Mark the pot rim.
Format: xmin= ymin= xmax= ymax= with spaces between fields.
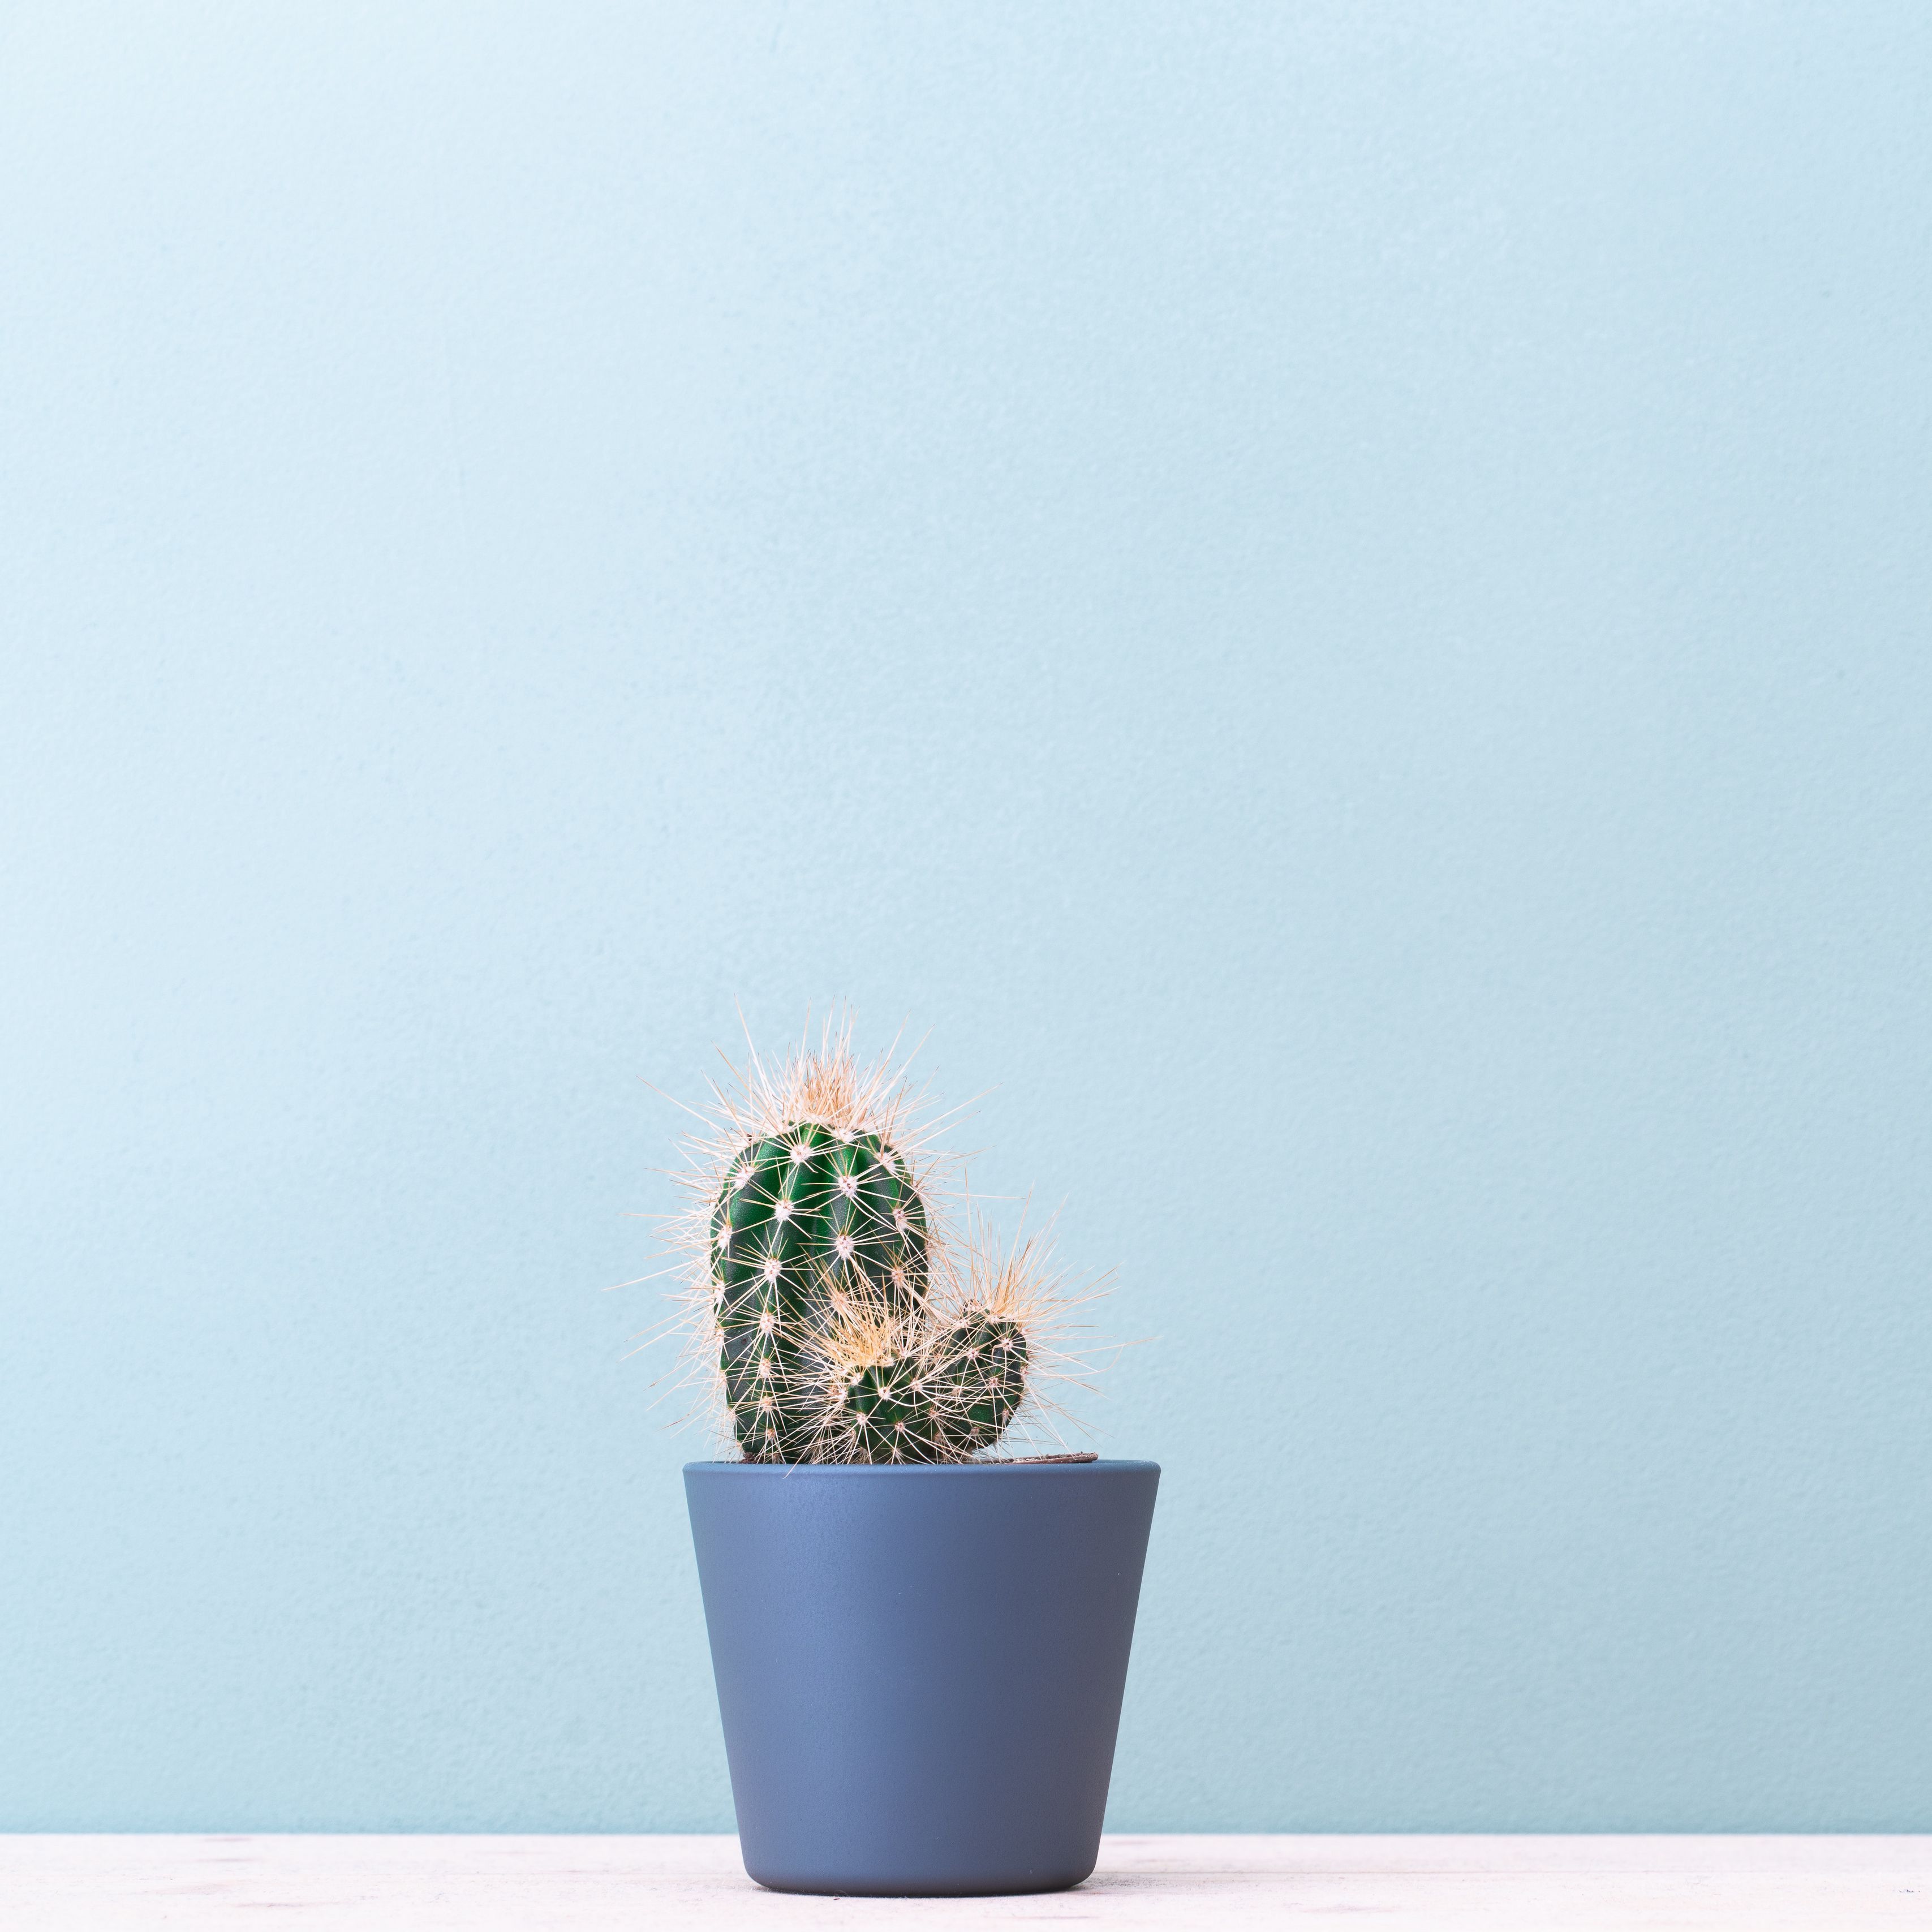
xmin=684 ymin=1457 xmax=1159 ymax=1475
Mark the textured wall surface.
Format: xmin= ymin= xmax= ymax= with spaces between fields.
xmin=3 ymin=1 xmax=1929 ymax=1832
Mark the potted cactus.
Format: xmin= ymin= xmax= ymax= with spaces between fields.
xmin=662 ymin=1022 xmax=1159 ymax=1897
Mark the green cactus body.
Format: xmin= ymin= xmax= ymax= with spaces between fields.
xmin=840 ymin=1311 xmax=1029 ymax=1462
xmin=712 ymin=1122 xmax=929 ymax=1460
xmin=924 ymin=1310 xmax=1029 ymax=1456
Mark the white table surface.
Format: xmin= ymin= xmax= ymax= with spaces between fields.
xmin=4 ymin=1833 xmax=1927 ymax=1929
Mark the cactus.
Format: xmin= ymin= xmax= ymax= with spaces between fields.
xmin=712 ymin=1122 xmax=930 ymax=1460
xmin=669 ymin=1019 xmax=1073 ymax=1464
xmin=845 ymin=1310 xmax=1030 ymax=1461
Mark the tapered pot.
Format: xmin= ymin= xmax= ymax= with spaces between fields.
xmin=684 ymin=1458 xmax=1160 ymax=1897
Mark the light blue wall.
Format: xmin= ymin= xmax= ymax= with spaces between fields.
xmin=3 ymin=1 xmax=1929 ymax=1832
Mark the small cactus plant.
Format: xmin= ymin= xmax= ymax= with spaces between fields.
xmin=661 ymin=1018 xmax=1082 ymax=1464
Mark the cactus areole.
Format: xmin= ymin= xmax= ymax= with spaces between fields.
xmin=712 ymin=1122 xmax=1027 ymax=1463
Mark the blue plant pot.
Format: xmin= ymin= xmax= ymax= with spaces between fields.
xmin=684 ymin=1458 xmax=1160 ymax=1897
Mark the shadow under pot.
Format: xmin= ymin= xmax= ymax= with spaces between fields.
xmin=683 ymin=1457 xmax=1160 ymax=1898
